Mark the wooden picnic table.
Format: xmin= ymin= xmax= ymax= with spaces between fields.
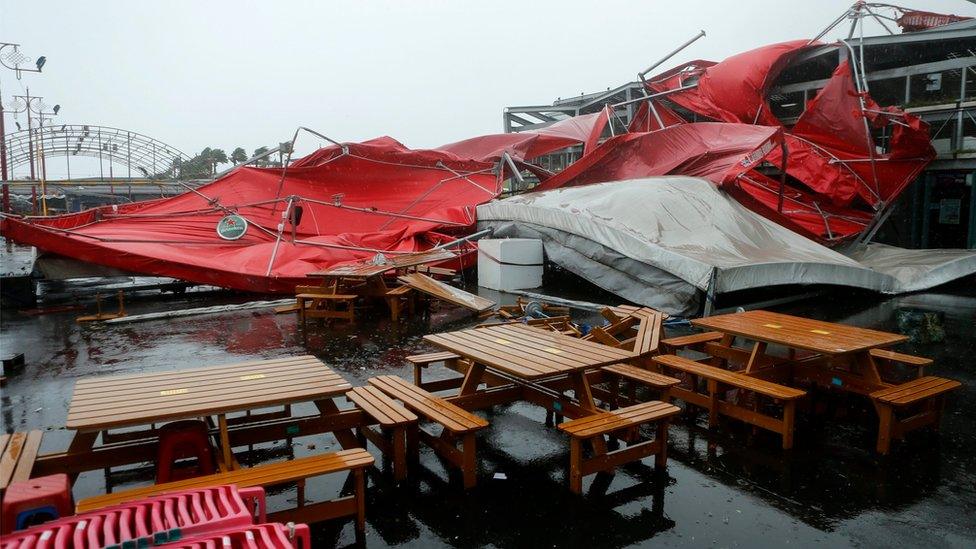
xmin=424 ymin=323 xmax=634 ymax=412
xmin=691 ymin=310 xmax=908 ymax=394
xmin=65 ymin=355 xmax=353 ymax=470
xmin=306 ymin=250 xmax=457 ymax=281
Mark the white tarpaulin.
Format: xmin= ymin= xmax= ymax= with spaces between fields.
xmin=477 ymin=177 xmax=976 ymax=315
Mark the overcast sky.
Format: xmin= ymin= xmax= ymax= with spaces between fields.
xmin=2 ymin=0 xmax=975 ymax=176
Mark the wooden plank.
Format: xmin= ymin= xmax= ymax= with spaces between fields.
xmin=307 ymin=250 xmax=457 ymax=279
xmin=67 ymin=356 xmax=351 ymax=431
xmin=603 ymin=363 xmax=680 ymax=388
xmin=559 ymin=401 xmax=679 ymax=438
xmin=397 ymin=273 xmax=495 ymax=312
xmin=653 ymin=354 xmax=806 ymax=400
xmin=869 ymin=349 xmax=933 ymax=366
xmin=692 ymin=310 xmax=906 ymax=355
xmin=490 ymin=325 xmax=628 ymax=364
xmin=11 ymin=430 xmax=42 ymax=484
xmin=369 ymin=376 xmax=488 ymax=433
xmin=347 ymin=386 xmax=417 ymax=427
xmin=0 ymin=432 xmax=26 ymax=489
xmin=76 ymin=449 xmax=374 ymax=513
xmin=871 ymin=376 xmax=961 ymax=405
xmin=406 ymin=351 xmax=460 ymax=365
xmin=423 ymin=324 xmax=632 ymax=381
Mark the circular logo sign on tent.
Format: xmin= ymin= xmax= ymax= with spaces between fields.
xmin=216 ymin=214 xmax=248 ymax=241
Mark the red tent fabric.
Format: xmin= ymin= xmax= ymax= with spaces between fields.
xmin=535 ymin=123 xmax=782 ymax=191
xmin=649 ymin=41 xmax=813 ymax=126
xmin=436 ymin=111 xmax=610 ymax=161
xmin=1 ymin=116 xmax=609 ymax=293
xmin=636 ymin=40 xmax=934 ymax=244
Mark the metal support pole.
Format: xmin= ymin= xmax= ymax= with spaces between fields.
xmin=0 ymin=80 xmax=7 ymax=181
xmin=637 ymin=30 xmax=706 ymax=80
xmin=778 ymin=140 xmax=788 ymax=213
xmin=26 ymin=89 xmax=35 ymax=179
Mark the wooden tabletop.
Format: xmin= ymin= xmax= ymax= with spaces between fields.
xmin=424 ymin=323 xmax=635 ymax=381
xmin=66 ymin=355 xmax=352 ymax=432
xmin=692 ymin=310 xmax=907 ymax=355
xmin=307 ymin=250 xmax=457 ymax=279
xmin=397 ymin=273 xmax=495 ymax=312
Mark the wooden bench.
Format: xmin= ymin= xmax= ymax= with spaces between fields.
xmin=869 ymin=348 xmax=933 ymax=379
xmin=76 ymin=449 xmax=374 ymax=537
xmin=384 ymin=285 xmax=415 ymax=322
xmin=870 ymin=376 xmax=961 ymax=455
xmin=368 ymin=375 xmax=488 ymax=489
xmin=630 ymin=309 xmax=665 ymax=356
xmin=601 ymin=363 xmax=681 ymax=407
xmin=652 ymin=354 xmax=806 ymax=449
xmin=407 ymin=351 xmax=461 ymax=390
xmin=297 ymin=293 xmax=358 ymax=324
xmin=346 ymin=386 xmax=418 ymax=481
xmin=558 ymin=401 xmax=680 ymax=494
xmin=0 ymin=430 xmax=43 ymax=494
xmin=660 ymin=331 xmax=725 ymax=354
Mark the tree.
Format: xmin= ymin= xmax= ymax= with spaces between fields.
xmin=209 ymin=148 xmax=228 ymax=176
xmin=253 ymin=146 xmax=270 ymax=167
xmin=230 ymin=147 xmax=248 ymax=165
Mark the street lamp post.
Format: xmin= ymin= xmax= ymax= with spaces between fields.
xmin=0 ymin=42 xmax=47 ymax=182
xmin=9 ymin=90 xmax=52 ymax=180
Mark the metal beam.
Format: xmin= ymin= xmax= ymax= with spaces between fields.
xmin=773 ymin=56 xmax=976 ymax=95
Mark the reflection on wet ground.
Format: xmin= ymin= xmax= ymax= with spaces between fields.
xmin=1 ymin=269 xmax=974 ymax=548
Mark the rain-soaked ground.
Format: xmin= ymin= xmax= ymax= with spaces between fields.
xmin=1 ymin=250 xmax=975 ymax=547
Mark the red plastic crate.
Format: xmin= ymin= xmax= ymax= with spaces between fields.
xmin=0 ymin=485 xmax=265 ymax=548
xmin=160 ymin=523 xmax=311 ymax=549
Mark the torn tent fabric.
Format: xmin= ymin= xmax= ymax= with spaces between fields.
xmin=639 ymin=41 xmax=934 ymax=244
xmin=534 ymin=123 xmax=783 ymax=192
xmin=0 ymin=116 xmax=608 ymax=293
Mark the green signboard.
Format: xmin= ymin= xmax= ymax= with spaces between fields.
xmin=216 ymin=214 xmax=248 ymax=241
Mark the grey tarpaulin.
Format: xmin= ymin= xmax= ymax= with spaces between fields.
xmin=477 ymin=177 xmax=976 ymax=316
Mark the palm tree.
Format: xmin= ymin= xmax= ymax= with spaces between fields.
xmin=230 ymin=147 xmax=248 ymax=165
xmin=209 ymin=148 xmax=228 ymax=176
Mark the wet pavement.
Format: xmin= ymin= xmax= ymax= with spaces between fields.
xmin=1 ymin=258 xmax=974 ymax=548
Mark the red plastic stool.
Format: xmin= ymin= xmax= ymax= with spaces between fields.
xmin=1 ymin=473 xmax=73 ymax=534
xmin=155 ymin=419 xmax=217 ymax=483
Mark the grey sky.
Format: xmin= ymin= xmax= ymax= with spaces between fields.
xmin=2 ymin=0 xmax=975 ymax=175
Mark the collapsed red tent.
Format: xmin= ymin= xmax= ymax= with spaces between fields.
xmin=634 ymin=41 xmax=935 ymax=244
xmin=534 ymin=123 xmax=783 ymax=192
xmin=0 ymin=114 xmax=608 ymax=293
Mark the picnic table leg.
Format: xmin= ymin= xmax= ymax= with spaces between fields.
xmin=569 ymin=371 xmax=598 ymax=412
xmin=461 ymin=433 xmax=477 ymax=489
xmin=569 ymin=371 xmax=608 ymax=455
xmin=216 ymin=414 xmax=236 ymax=471
xmin=354 ymin=467 xmax=367 ymax=542
xmin=458 ymin=362 xmax=486 ymax=396
xmin=855 ymin=352 xmax=884 ymax=388
xmin=655 ymin=419 xmax=669 ymax=469
xmin=745 ymin=341 xmax=768 ymax=374
xmin=707 ymin=379 xmax=720 ymax=428
xmin=875 ymin=403 xmax=895 ymax=455
xmin=782 ymin=400 xmax=796 ymax=450
xmin=314 ymin=399 xmax=362 ymax=450
xmin=568 ymin=437 xmax=583 ymax=494
xmin=710 ymin=334 xmax=734 ymax=368
xmin=64 ymin=431 xmax=99 ymax=482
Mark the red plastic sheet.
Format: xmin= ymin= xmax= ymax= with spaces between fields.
xmin=639 ymin=41 xmax=934 ymax=243
xmin=649 ymin=41 xmax=812 ymax=126
xmin=1 ymin=116 xmax=607 ymax=293
xmin=535 ymin=123 xmax=782 ymax=191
